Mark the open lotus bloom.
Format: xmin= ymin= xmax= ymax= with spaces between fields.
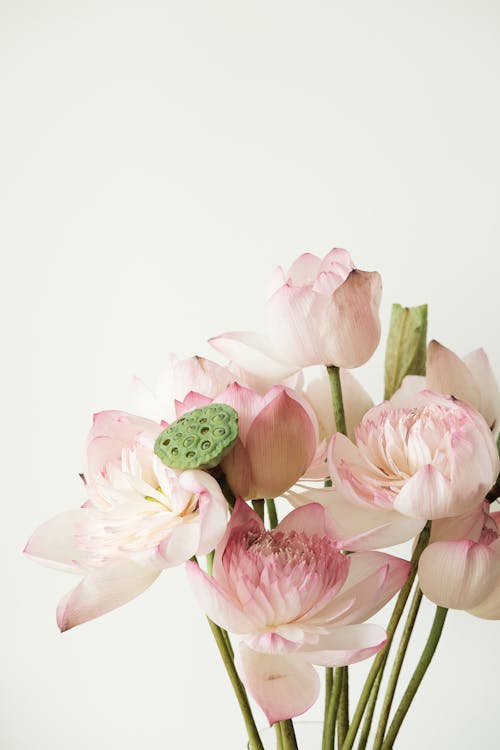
xmin=321 ymin=391 xmax=500 ymax=551
xmin=24 ymin=411 xmax=228 ymax=631
xmin=419 ymin=503 xmax=500 ymax=618
xmin=210 ymin=248 xmax=382 ymax=379
xmin=186 ymin=499 xmax=410 ymax=724
xmin=392 ymin=341 xmax=500 ymax=435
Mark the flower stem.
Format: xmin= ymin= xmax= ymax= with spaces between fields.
xmin=206 ymin=617 xmax=264 ymax=750
xmin=373 ymin=585 xmax=423 ymax=749
xmin=280 ymin=720 xmax=299 ymax=750
xmin=325 ymin=667 xmax=333 ymax=719
xmin=252 ymin=499 xmax=265 ymax=522
xmin=326 ymin=365 xmax=347 ymax=435
xmin=325 ymin=364 xmax=349 ymax=747
xmin=322 ymin=666 xmax=344 ymax=749
xmin=274 ymin=722 xmax=284 ymax=750
xmin=381 ymin=606 xmax=448 ymax=750
xmin=266 ymin=498 xmax=279 ymax=529
xmin=337 ymin=666 xmax=349 ymax=746
xmin=356 ymin=665 xmax=385 ymax=749
xmin=340 ymin=522 xmax=431 ymax=750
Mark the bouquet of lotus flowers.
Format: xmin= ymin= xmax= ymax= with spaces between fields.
xmin=25 ymin=249 xmax=500 ymax=749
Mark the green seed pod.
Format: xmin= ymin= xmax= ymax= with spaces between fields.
xmin=154 ymin=403 xmax=239 ymax=470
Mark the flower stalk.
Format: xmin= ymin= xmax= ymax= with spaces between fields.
xmin=340 ymin=522 xmax=431 ymax=750
xmin=380 ymin=606 xmax=448 ymax=750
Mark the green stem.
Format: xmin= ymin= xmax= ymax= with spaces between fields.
xmin=252 ymin=499 xmax=265 ymax=523
xmin=381 ymin=607 xmax=448 ymax=750
xmin=325 ymin=667 xmax=333 ymax=718
xmin=322 ymin=667 xmax=344 ymax=749
xmin=326 ymin=365 xmax=347 ymax=435
xmin=357 ymin=665 xmax=386 ymax=750
xmin=207 ymin=617 xmax=264 ymax=750
xmin=340 ymin=522 xmax=431 ymax=750
xmin=280 ymin=720 xmax=299 ymax=750
xmin=266 ymin=498 xmax=279 ymax=529
xmin=373 ymin=585 xmax=423 ymax=749
xmin=337 ymin=666 xmax=349 ymax=747
xmin=274 ymin=722 xmax=284 ymax=750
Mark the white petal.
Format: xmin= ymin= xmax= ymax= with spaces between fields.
xmin=236 ymin=642 xmax=320 ymax=724
xmin=57 ymin=559 xmax=160 ymax=631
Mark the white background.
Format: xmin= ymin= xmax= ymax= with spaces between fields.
xmin=3 ymin=1 xmax=500 ymax=748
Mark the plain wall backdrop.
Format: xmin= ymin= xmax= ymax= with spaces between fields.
xmin=4 ymin=1 xmax=500 ymax=748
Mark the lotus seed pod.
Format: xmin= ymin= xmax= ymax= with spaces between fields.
xmin=154 ymin=404 xmax=239 ymax=470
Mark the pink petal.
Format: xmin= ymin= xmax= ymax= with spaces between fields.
xmin=390 ymin=375 xmax=426 ymax=408
xmin=212 ymin=498 xmax=263 ymax=586
xmin=236 ymin=642 xmax=320 ymax=724
xmin=392 ymin=464 xmax=454 ymax=519
xmin=244 ymin=389 xmax=317 ymax=498
xmin=88 ymin=410 xmax=160 ymax=445
xmin=325 ymin=551 xmax=411 ymax=625
xmin=24 ymin=510 xmax=85 ymax=574
xmin=427 ymin=340 xmax=480 ymax=410
xmin=318 ymin=270 xmax=382 ymax=369
xmin=463 ymin=348 xmax=500 ymax=430
xmin=215 ymin=382 xmax=263 ymax=444
xmin=179 ymin=470 xmax=228 ymax=555
xmin=175 ymin=391 xmax=212 ymax=417
xmin=267 ymin=283 xmax=328 ymax=366
xmin=158 ymin=522 xmax=201 ymax=566
xmin=286 ymin=252 xmax=322 ymax=285
xmin=430 ymin=504 xmax=486 ymax=543
xmin=276 ymin=502 xmax=335 ymax=540
xmin=57 ymin=559 xmax=160 ymax=631
xmin=185 ymin=560 xmax=256 ymax=633
xmin=468 ymin=577 xmax=500 ymax=619
xmin=287 ymin=485 xmax=425 ymax=550
xmin=327 ymin=433 xmax=378 ymax=509
xmin=298 ymin=623 xmax=386 ymax=667
xmin=418 ymin=540 xmax=500 ymax=610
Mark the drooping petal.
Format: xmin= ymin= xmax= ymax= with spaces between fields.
xmin=418 ymin=540 xmax=500 ymax=610
xmin=185 ymin=560 xmax=256 ymax=633
xmin=236 ymin=642 xmax=320 ymax=724
xmin=298 ymin=623 xmax=386 ymax=666
xmin=56 ymin=559 xmax=160 ymax=631
xmin=23 ymin=510 xmax=86 ymax=574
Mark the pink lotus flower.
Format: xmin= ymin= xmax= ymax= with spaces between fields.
xmin=210 ymin=248 xmax=382 ymax=378
xmin=392 ymin=341 xmax=500 ymax=434
xmin=24 ymin=411 xmax=228 ymax=630
xmin=419 ymin=503 xmax=500 ymax=618
xmin=132 ymin=353 xmax=234 ymax=422
xmin=322 ymin=392 xmax=500 ymax=550
xmin=173 ymin=382 xmax=320 ymax=500
xmin=186 ymin=499 xmax=410 ymax=723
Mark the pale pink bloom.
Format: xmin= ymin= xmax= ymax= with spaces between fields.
xmin=419 ymin=504 xmax=500 ymax=618
xmin=322 ymin=392 xmax=499 ymax=550
xmin=132 ymin=353 xmax=234 ymax=422
xmin=186 ymin=499 xmax=410 ymax=723
xmin=24 ymin=411 xmax=228 ymax=630
xmin=210 ymin=248 xmax=382 ymax=378
xmin=214 ymin=383 xmax=319 ymax=500
xmin=392 ymin=341 xmax=500 ymax=434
